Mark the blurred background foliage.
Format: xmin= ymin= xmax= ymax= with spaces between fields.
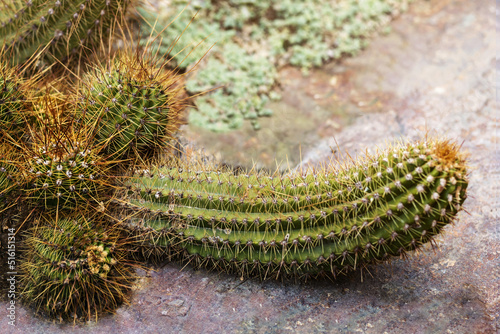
xmin=139 ymin=0 xmax=412 ymax=132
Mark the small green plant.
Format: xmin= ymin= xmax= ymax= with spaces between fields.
xmin=139 ymin=6 xmax=278 ymax=132
xmin=138 ymin=0 xmax=412 ymax=132
xmin=186 ymin=42 xmax=277 ymax=132
xmin=121 ymin=138 xmax=468 ymax=280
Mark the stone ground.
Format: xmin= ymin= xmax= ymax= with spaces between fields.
xmin=1 ymin=0 xmax=498 ymax=333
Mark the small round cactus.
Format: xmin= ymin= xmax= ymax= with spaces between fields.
xmin=20 ymin=215 xmax=134 ymax=321
xmin=22 ymin=121 xmax=110 ymax=208
xmin=76 ymin=51 xmax=185 ymax=160
xmin=0 ymin=143 xmax=22 ymax=209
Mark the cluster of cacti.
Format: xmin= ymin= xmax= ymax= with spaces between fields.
xmin=20 ymin=215 xmax=134 ymax=321
xmin=118 ymin=139 xmax=468 ymax=279
xmin=0 ymin=0 xmax=141 ymax=321
xmin=0 ymin=0 xmax=470 ymax=324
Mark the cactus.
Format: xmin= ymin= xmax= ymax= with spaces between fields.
xmin=0 ymin=55 xmax=30 ymax=136
xmin=76 ymin=51 xmax=185 ymax=160
xmin=0 ymin=143 xmax=22 ymax=209
xmin=19 ymin=214 xmax=134 ymax=321
xmin=24 ymin=141 xmax=108 ymax=208
xmin=0 ymin=0 xmax=130 ymax=65
xmin=0 ymin=54 xmax=31 ymax=207
xmin=119 ymin=138 xmax=468 ymax=280
xmin=21 ymin=119 xmax=111 ymax=208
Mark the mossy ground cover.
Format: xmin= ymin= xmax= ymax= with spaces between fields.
xmin=139 ymin=0 xmax=413 ymax=132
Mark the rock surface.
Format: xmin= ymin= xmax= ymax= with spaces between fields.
xmin=1 ymin=0 xmax=498 ymax=332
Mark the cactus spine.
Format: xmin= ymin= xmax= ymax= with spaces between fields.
xmin=121 ymin=139 xmax=468 ymax=279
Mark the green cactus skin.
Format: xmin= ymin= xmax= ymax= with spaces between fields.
xmin=119 ymin=139 xmax=468 ymax=280
xmin=0 ymin=143 xmax=22 ymax=209
xmin=0 ymin=57 xmax=29 ymax=135
xmin=76 ymin=52 xmax=185 ymax=160
xmin=0 ymin=161 xmax=15 ymax=206
xmin=20 ymin=215 xmax=134 ymax=321
xmin=0 ymin=0 xmax=130 ymax=65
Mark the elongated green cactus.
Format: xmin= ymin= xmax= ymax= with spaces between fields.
xmin=0 ymin=0 xmax=130 ymax=65
xmin=76 ymin=51 xmax=185 ymax=160
xmin=120 ymin=139 xmax=468 ymax=280
xmin=20 ymin=214 xmax=134 ymax=321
